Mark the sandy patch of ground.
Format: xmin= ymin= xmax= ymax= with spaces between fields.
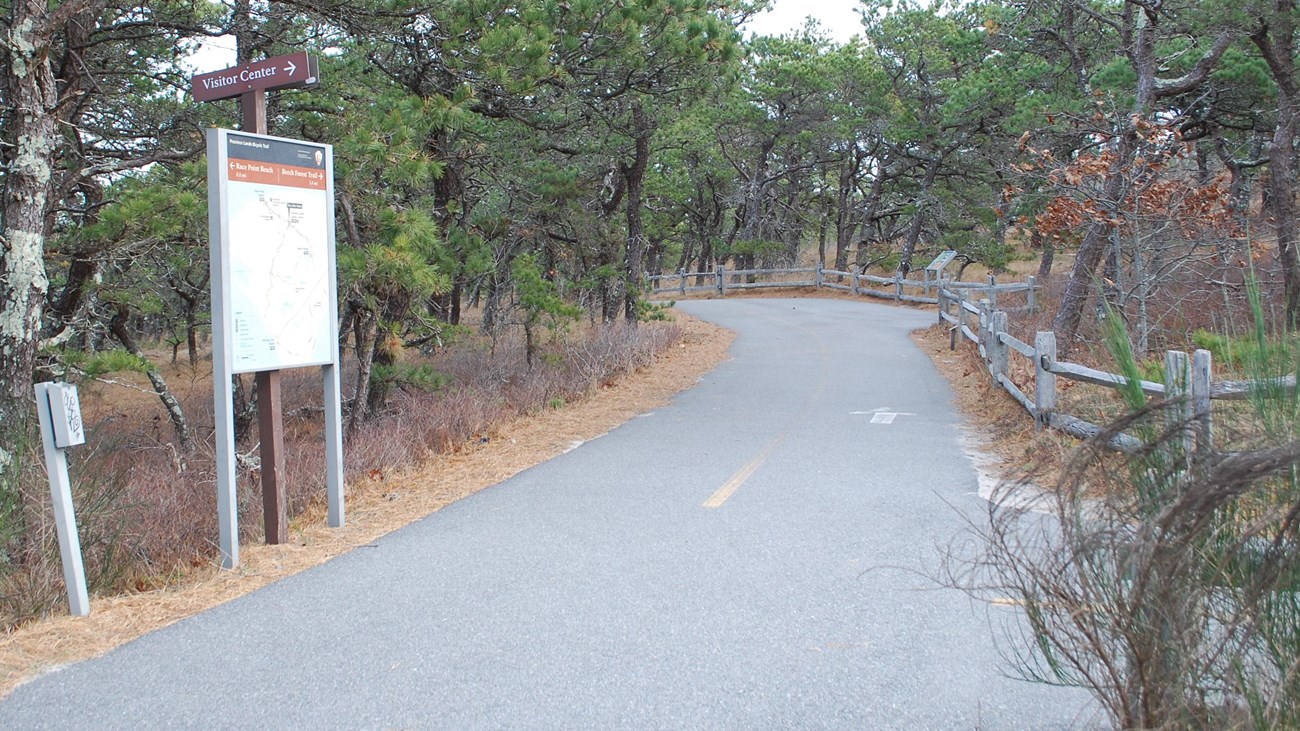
xmin=0 ymin=312 xmax=734 ymax=697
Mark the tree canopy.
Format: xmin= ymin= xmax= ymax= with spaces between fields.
xmin=1 ymin=0 xmax=1293 ymax=478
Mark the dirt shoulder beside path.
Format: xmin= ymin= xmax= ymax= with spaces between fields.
xmin=0 ymin=313 xmax=734 ymax=698
xmin=910 ymin=319 xmax=1072 ymax=495
xmin=2 ymin=297 xmax=1060 ymax=699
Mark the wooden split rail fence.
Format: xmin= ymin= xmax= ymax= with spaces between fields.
xmin=647 ymin=263 xmax=1038 ymax=308
xmin=939 ymin=287 xmax=1282 ymax=455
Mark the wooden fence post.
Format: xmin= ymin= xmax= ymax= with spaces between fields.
xmin=1026 ymin=275 xmax=1036 ymax=313
xmin=951 ymin=289 xmax=967 ymax=351
xmin=990 ymin=310 xmax=1009 ymax=385
xmin=1192 ymin=349 xmax=1212 ymax=454
xmin=716 ymin=265 xmax=725 ymax=296
xmin=894 ymin=270 xmax=903 ymax=301
xmin=1034 ymin=331 xmax=1056 ymax=430
xmin=1165 ymin=350 xmax=1193 ymax=461
xmin=987 ymin=275 xmax=997 ymax=308
xmin=938 ymin=288 xmax=947 ymax=324
xmin=852 ymin=272 xmax=861 ymax=296
xmin=977 ymin=299 xmax=992 ymax=364
xmin=815 ymin=261 xmax=824 ymax=288
xmin=678 ymin=268 xmax=686 ymax=295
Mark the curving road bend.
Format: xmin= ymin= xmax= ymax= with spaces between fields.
xmin=0 ymin=298 xmax=1096 ymax=729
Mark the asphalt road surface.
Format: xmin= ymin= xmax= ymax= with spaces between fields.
xmin=0 ymin=298 xmax=1097 ymax=729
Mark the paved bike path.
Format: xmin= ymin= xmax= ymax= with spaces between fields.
xmin=0 ymin=298 xmax=1095 ymax=729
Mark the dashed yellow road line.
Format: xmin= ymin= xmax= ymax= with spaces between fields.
xmin=702 ymin=435 xmax=786 ymax=508
xmin=701 ymin=306 xmax=831 ymax=509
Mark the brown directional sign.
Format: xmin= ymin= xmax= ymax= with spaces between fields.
xmin=192 ymin=51 xmax=318 ymax=103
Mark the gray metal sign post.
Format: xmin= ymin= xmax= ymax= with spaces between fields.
xmin=206 ymin=128 xmax=344 ymax=569
xmin=34 ymin=381 xmax=90 ymax=616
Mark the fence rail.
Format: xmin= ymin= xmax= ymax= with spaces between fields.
xmin=937 ymin=286 xmax=1235 ymax=455
xmin=647 ymin=263 xmax=1037 ymax=309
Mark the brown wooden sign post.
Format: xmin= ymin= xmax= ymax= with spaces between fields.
xmin=194 ymin=53 xmax=319 ymax=545
xmin=192 ymin=51 xmax=318 ymax=103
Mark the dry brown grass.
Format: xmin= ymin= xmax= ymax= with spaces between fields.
xmin=911 ymin=323 xmax=1076 ymax=490
xmin=0 ymin=312 xmax=733 ymax=698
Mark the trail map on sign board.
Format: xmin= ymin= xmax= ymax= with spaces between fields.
xmin=215 ymin=131 xmax=334 ymax=372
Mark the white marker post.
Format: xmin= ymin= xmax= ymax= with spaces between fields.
xmin=34 ymin=382 xmax=91 ymax=616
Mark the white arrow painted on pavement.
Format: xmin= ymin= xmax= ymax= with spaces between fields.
xmin=849 ymin=407 xmax=917 ymax=415
xmin=849 ymin=407 xmax=916 ymax=424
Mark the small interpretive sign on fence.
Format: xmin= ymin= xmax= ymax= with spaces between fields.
xmin=925 ymin=250 xmax=958 ymax=274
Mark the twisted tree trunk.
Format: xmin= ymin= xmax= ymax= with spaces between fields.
xmin=622 ymin=102 xmax=653 ymax=323
xmin=109 ymin=305 xmax=194 ymax=453
xmin=1050 ymin=5 xmax=1231 ymax=355
xmin=1253 ymin=7 xmax=1300 ymax=324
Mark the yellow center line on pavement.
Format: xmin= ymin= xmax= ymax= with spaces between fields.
xmin=700 ymin=307 xmax=832 ymax=509
xmin=701 ymin=434 xmax=786 ymax=508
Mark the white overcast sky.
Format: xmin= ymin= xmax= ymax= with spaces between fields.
xmin=190 ymin=2 xmax=868 ymax=75
xmin=742 ymin=0 xmax=865 ymax=43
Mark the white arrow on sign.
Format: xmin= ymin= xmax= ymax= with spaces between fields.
xmin=284 ymin=59 xmax=298 ymax=75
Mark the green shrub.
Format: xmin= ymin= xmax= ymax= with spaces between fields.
xmin=1191 ymin=328 xmax=1300 ymax=372
xmin=636 ymin=299 xmax=674 ymax=322
xmin=370 ymin=363 xmax=449 ymax=395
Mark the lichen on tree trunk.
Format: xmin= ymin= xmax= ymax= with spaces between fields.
xmin=621 ymin=102 xmax=653 ymax=324
xmin=0 ymin=0 xmax=107 ymax=491
xmin=1 ymin=1 xmax=63 ymax=489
